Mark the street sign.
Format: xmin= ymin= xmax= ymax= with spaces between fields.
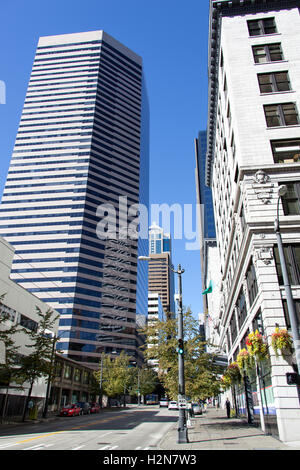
xmin=178 ymin=397 xmax=187 ymax=409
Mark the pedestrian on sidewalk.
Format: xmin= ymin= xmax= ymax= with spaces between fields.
xmin=225 ymin=398 xmax=231 ymax=418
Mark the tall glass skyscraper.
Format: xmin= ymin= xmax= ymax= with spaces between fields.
xmin=0 ymin=31 xmax=149 ymax=366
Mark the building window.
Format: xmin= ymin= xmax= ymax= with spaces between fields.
xmin=258 ymin=71 xmax=291 ymax=93
xmin=64 ymin=364 xmax=73 ymax=380
xmin=282 ymin=300 xmax=300 ymax=335
xmin=229 ymin=311 xmax=238 ymax=344
xmin=247 ymin=18 xmax=277 ymax=36
xmin=19 ymin=314 xmax=38 ymax=332
xmin=252 ymin=309 xmax=264 ymax=335
xmin=281 ymin=182 xmax=300 ymax=215
xmin=274 ymin=244 xmax=300 ymax=285
xmin=240 ymin=204 xmax=247 ymax=234
xmin=237 ymin=288 xmax=247 ymax=329
xmin=252 ymin=43 xmax=283 ymax=64
xmin=246 ymin=258 xmax=258 ymax=306
xmin=271 ymin=139 xmax=300 ymax=163
xmin=74 ymin=368 xmax=81 ymax=382
xmin=264 ymin=103 xmax=299 ymax=127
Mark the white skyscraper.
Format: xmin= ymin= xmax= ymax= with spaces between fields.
xmin=0 ymin=30 xmax=149 ymax=367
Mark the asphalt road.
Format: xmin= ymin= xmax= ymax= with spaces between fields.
xmin=0 ymin=405 xmax=178 ymax=451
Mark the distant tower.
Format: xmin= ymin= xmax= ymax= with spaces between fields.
xmin=148 ymin=223 xmax=175 ymax=317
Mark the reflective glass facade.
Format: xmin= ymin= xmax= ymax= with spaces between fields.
xmin=195 ymin=130 xmax=216 ymax=240
xmin=0 ymin=31 xmax=149 ymax=366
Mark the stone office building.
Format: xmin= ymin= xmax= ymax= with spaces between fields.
xmin=206 ymin=0 xmax=300 ymax=444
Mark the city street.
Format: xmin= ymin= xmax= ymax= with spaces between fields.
xmin=0 ymin=405 xmax=177 ymax=451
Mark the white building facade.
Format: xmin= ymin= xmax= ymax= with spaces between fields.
xmin=206 ymin=0 xmax=300 ymax=444
xmin=0 ymin=236 xmax=59 ymax=414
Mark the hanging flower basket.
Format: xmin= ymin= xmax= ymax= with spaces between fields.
xmin=237 ymin=348 xmax=254 ymax=373
xmin=224 ymin=361 xmax=241 ymax=385
xmin=220 ymin=374 xmax=231 ymax=390
xmin=246 ymin=330 xmax=269 ymax=361
xmin=271 ymin=327 xmax=293 ymax=357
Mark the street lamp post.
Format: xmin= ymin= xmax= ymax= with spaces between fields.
xmin=172 ymin=263 xmax=189 ymax=444
xmin=274 ymin=185 xmax=300 ymax=375
xmin=138 ymin=256 xmax=188 ymax=443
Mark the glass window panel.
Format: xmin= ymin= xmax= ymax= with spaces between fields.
xmin=263 ymin=18 xmax=277 ymax=34
xmin=248 ymin=20 xmax=261 ymax=36
xmin=253 ymin=46 xmax=267 ymax=63
xmin=258 ymin=74 xmax=273 ymax=93
xmin=271 ymin=139 xmax=300 ymax=163
xmin=264 ymin=105 xmax=281 ymax=127
xmin=275 ymin=72 xmax=290 ymax=92
xmin=269 ymin=44 xmax=283 ymax=61
xmin=282 ymin=103 xmax=299 ymax=125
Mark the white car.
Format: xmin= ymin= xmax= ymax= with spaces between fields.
xmin=159 ymin=398 xmax=169 ymax=408
xmin=168 ymin=401 xmax=178 ymax=410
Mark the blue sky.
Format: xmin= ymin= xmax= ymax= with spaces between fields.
xmin=0 ymin=0 xmax=210 ymax=317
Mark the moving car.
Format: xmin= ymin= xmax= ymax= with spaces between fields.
xmin=59 ymin=404 xmax=81 ymax=417
xmin=90 ymin=402 xmax=101 ymax=413
xmin=159 ymin=398 xmax=169 ymax=408
xmin=168 ymin=401 xmax=178 ymax=410
xmin=76 ymin=402 xmax=91 ymax=415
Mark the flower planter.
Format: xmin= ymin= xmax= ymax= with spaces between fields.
xmin=237 ymin=348 xmax=254 ymax=373
xmin=271 ymin=327 xmax=293 ymax=358
xmin=246 ymin=330 xmax=269 ymax=362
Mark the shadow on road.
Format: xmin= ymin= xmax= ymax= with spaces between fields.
xmin=0 ymin=407 xmax=178 ymax=438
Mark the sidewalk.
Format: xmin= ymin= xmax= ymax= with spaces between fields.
xmin=159 ymin=407 xmax=300 ymax=450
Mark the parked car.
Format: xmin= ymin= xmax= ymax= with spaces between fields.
xmin=168 ymin=401 xmax=178 ymax=410
xmin=90 ymin=402 xmax=101 ymax=413
xmin=76 ymin=402 xmax=91 ymax=415
xmin=59 ymin=404 xmax=81 ymax=417
xmin=159 ymin=398 xmax=169 ymax=408
xmin=191 ymin=402 xmax=203 ymax=415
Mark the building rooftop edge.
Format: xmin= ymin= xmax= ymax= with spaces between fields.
xmin=205 ymin=0 xmax=300 ymax=187
xmin=38 ymin=30 xmax=142 ymax=65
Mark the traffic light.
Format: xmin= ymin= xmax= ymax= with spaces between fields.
xmin=178 ymin=339 xmax=184 ymax=355
xmin=286 ymin=372 xmax=300 ymax=385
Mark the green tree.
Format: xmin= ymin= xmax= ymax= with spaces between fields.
xmin=0 ymin=293 xmax=22 ymax=386
xmin=94 ymin=351 xmax=134 ymax=405
xmin=16 ymin=306 xmax=59 ymax=421
xmin=141 ymin=308 xmax=223 ymax=401
xmin=129 ymin=367 xmax=158 ymax=399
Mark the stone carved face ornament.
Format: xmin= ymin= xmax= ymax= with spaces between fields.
xmin=252 ymin=170 xmax=273 ymax=204
xmin=254 ymin=170 xmax=270 ymax=184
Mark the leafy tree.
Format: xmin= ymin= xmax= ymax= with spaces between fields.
xmin=94 ymin=351 xmax=134 ymax=405
xmin=16 ymin=306 xmax=59 ymax=421
xmin=0 ymin=293 xmax=22 ymax=386
xmin=140 ymin=308 xmax=223 ymax=401
xmin=129 ymin=367 xmax=158 ymax=399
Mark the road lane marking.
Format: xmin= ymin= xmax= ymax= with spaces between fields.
xmin=15 ymin=430 xmax=65 ymax=445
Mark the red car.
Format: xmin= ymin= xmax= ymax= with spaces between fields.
xmin=59 ymin=404 xmax=81 ymax=417
xmin=90 ymin=402 xmax=101 ymax=413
